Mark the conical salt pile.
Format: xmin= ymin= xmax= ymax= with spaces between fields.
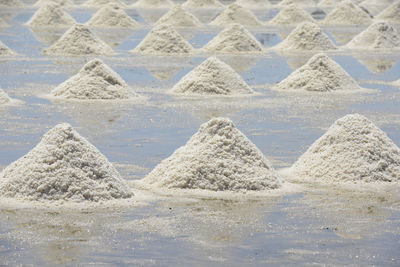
xmin=51 ymin=59 xmax=138 ymax=100
xmin=236 ymin=0 xmax=271 ymax=8
xmin=0 ymin=0 xmax=24 ymax=7
xmin=34 ymin=0 xmax=74 ymax=7
xmin=0 ymin=88 xmax=11 ymax=104
xmin=83 ymin=0 xmax=127 ymax=8
xmin=318 ymin=0 xmax=343 ymax=7
xmin=0 ymin=123 xmax=134 ymax=202
xmin=182 ymin=0 xmax=223 ymax=8
xmin=322 ymin=0 xmax=372 ymax=25
xmin=43 ymin=24 xmax=114 ymax=55
xmin=209 ymin=3 xmax=264 ymax=27
xmin=142 ymin=117 xmax=282 ymax=191
xmin=26 ymin=3 xmax=76 ymax=28
xmin=87 ymin=4 xmax=141 ymax=28
xmin=132 ymin=24 xmax=193 ymax=55
xmin=275 ymin=22 xmax=337 ymax=51
xmin=203 ymin=23 xmax=264 ymax=53
xmin=346 ymin=21 xmax=400 ymax=50
xmin=154 ymin=5 xmax=203 ymax=28
xmin=171 ymin=57 xmax=254 ymax=95
xmin=0 ymin=41 xmax=15 ymax=56
xmin=290 ymin=114 xmax=400 ymax=183
xmin=376 ymin=1 xmax=400 ymax=24
xmin=275 ymin=53 xmax=361 ymax=92
xmin=132 ymin=0 xmax=174 ymax=8
xmin=278 ymin=0 xmax=315 ymax=7
xmin=269 ymin=4 xmax=316 ymax=25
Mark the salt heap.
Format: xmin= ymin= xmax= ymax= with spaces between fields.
xmin=322 ymin=0 xmax=372 ymax=25
xmin=132 ymin=0 xmax=174 ymax=8
xmin=154 ymin=5 xmax=203 ymax=28
xmin=43 ymin=24 xmax=114 ymax=56
xmin=83 ymin=0 xmax=127 ymax=8
xmin=269 ymin=4 xmax=316 ymax=25
xmin=0 ymin=88 xmax=11 ymax=104
xmin=87 ymin=4 xmax=141 ymax=28
xmin=318 ymin=0 xmax=343 ymax=7
xmin=0 ymin=123 xmax=134 ymax=202
xmin=142 ymin=117 xmax=282 ymax=191
xmin=171 ymin=57 xmax=253 ymax=95
xmin=0 ymin=41 xmax=15 ymax=56
xmin=346 ymin=21 xmax=400 ymax=50
xmin=376 ymin=1 xmax=400 ymax=24
xmin=275 ymin=22 xmax=337 ymax=51
xmin=209 ymin=3 xmax=264 ymax=27
xmin=203 ymin=24 xmax=264 ymax=53
xmin=393 ymin=79 xmax=400 ymax=87
xmin=182 ymin=0 xmax=223 ymax=8
xmin=132 ymin=24 xmax=193 ymax=55
xmin=278 ymin=0 xmax=315 ymax=7
xmin=360 ymin=0 xmax=394 ymax=16
xmin=290 ymin=114 xmax=400 ymax=183
xmin=34 ymin=0 xmax=74 ymax=7
xmin=0 ymin=0 xmax=24 ymax=7
xmin=25 ymin=3 xmax=76 ymax=28
xmin=275 ymin=53 xmax=361 ymax=92
xmin=236 ymin=0 xmax=271 ymax=8
xmin=51 ymin=59 xmax=137 ymax=100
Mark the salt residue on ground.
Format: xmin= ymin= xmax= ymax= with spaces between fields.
xmin=209 ymin=3 xmax=264 ymax=27
xmin=132 ymin=0 xmax=174 ymax=8
xmin=154 ymin=5 xmax=203 ymax=28
xmin=0 ymin=41 xmax=15 ymax=56
xmin=83 ymin=0 xmax=127 ymax=8
xmin=321 ymin=0 xmax=373 ymax=25
xmin=87 ymin=3 xmax=141 ymax=28
xmin=269 ymin=4 xmax=316 ymax=25
xmin=34 ymin=0 xmax=74 ymax=7
xmin=182 ymin=0 xmax=223 ymax=8
xmin=26 ymin=3 xmax=76 ymax=28
xmin=376 ymin=1 xmax=400 ymax=24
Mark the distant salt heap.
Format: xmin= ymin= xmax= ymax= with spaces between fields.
xmin=275 ymin=53 xmax=361 ymax=92
xmin=376 ymin=1 xmax=400 ymax=24
xmin=203 ymin=24 xmax=264 ymax=53
xmin=142 ymin=117 xmax=282 ymax=191
xmin=209 ymin=3 xmax=264 ymax=27
xmin=278 ymin=0 xmax=315 ymax=7
xmin=269 ymin=4 xmax=316 ymax=25
xmin=154 ymin=5 xmax=203 ymax=28
xmin=171 ymin=57 xmax=253 ymax=95
xmin=0 ymin=0 xmax=24 ymax=7
xmin=236 ymin=0 xmax=271 ymax=8
xmin=132 ymin=0 xmax=174 ymax=8
xmin=26 ymin=4 xmax=76 ymax=28
xmin=0 ymin=88 xmax=11 ymax=104
xmin=290 ymin=114 xmax=400 ymax=183
xmin=346 ymin=21 xmax=400 ymax=50
xmin=322 ymin=0 xmax=372 ymax=25
xmin=0 ymin=123 xmax=133 ymax=202
xmin=87 ymin=4 xmax=141 ymax=28
xmin=43 ymin=24 xmax=114 ymax=55
xmin=0 ymin=41 xmax=15 ymax=56
xmin=132 ymin=24 xmax=193 ymax=55
xmin=34 ymin=0 xmax=74 ymax=7
xmin=84 ymin=0 xmax=127 ymax=8
xmin=182 ymin=0 xmax=223 ymax=8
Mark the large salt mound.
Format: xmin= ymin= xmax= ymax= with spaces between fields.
xmin=0 ymin=41 xmax=15 ymax=56
xmin=376 ymin=1 xmax=400 ymax=24
xmin=83 ymin=0 xmax=127 ymax=8
xmin=275 ymin=21 xmax=337 ymax=51
xmin=182 ymin=0 xmax=223 ymax=8
xmin=0 ymin=123 xmax=134 ymax=202
xmin=34 ymin=0 xmax=74 ymax=7
xmin=0 ymin=0 xmax=24 ymax=7
xmin=236 ymin=0 xmax=271 ymax=8
xmin=142 ymin=117 xmax=282 ymax=191
xmin=132 ymin=0 xmax=174 ymax=8
xmin=275 ymin=53 xmax=361 ymax=92
xmin=43 ymin=24 xmax=114 ymax=55
xmin=322 ymin=0 xmax=373 ymax=25
xmin=132 ymin=24 xmax=193 ymax=55
xmin=209 ymin=3 xmax=264 ymax=27
xmin=87 ymin=4 xmax=141 ymax=28
xmin=278 ymin=0 xmax=315 ymax=7
xmin=154 ymin=5 xmax=203 ymax=28
xmin=51 ymin=59 xmax=137 ymax=100
xmin=346 ymin=21 xmax=400 ymax=50
xmin=269 ymin=4 xmax=316 ymax=25
xmin=203 ymin=23 xmax=263 ymax=53
xmin=171 ymin=57 xmax=253 ymax=95
xmin=290 ymin=114 xmax=400 ymax=183
xmin=26 ymin=3 xmax=76 ymax=28
xmin=0 ymin=88 xmax=11 ymax=104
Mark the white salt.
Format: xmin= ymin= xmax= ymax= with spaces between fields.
xmin=0 ymin=0 xmax=24 ymax=7
xmin=0 ymin=18 xmax=8 ymax=28
xmin=322 ymin=0 xmax=373 ymax=25
xmin=376 ymin=1 xmax=400 ymax=24
xmin=278 ymin=0 xmax=315 ymax=7
xmin=209 ymin=3 xmax=264 ymax=27
xmin=0 ymin=41 xmax=15 ymax=56
xmin=171 ymin=56 xmax=254 ymax=95
xmin=290 ymin=114 xmax=400 ymax=183
xmin=154 ymin=5 xmax=203 ymax=28
xmin=393 ymin=79 xmax=400 ymax=87
xmin=132 ymin=0 xmax=174 ymax=8
xmin=0 ymin=88 xmax=11 ymax=104
xmin=360 ymin=0 xmax=394 ymax=16
xmin=26 ymin=3 xmax=76 ymax=28
xmin=83 ymin=0 xmax=127 ymax=8
xmin=318 ymin=0 xmax=343 ymax=7
xmin=87 ymin=4 xmax=141 ymax=28
xmin=34 ymin=0 xmax=74 ymax=7
xmin=236 ymin=0 xmax=271 ymax=8
xmin=142 ymin=117 xmax=282 ymax=191
xmin=269 ymin=4 xmax=316 ymax=25
xmin=182 ymin=0 xmax=223 ymax=8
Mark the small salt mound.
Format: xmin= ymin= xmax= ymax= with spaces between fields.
xmin=346 ymin=21 xmax=400 ymax=50
xmin=275 ymin=21 xmax=337 ymax=51
xmin=132 ymin=0 xmax=174 ymax=8
xmin=0 ymin=123 xmax=133 ymax=202
xmin=236 ymin=0 xmax=271 ymax=8
xmin=322 ymin=0 xmax=372 ymax=25
xmin=26 ymin=3 xmax=76 ymax=28
xmin=51 ymin=59 xmax=137 ymax=100
xmin=171 ymin=57 xmax=254 ymax=95
xmin=87 ymin=4 xmax=141 ymax=28
xmin=0 ymin=0 xmax=24 ymax=7
xmin=43 ymin=24 xmax=114 ymax=55
xmin=376 ymin=1 xmax=400 ymax=24
xmin=154 ymin=5 xmax=203 ymax=28
xmin=275 ymin=53 xmax=361 ymax=92
xmin=34 ymin=0 xmax=74 ymax=7
xmin=209 ymin=3 xmax=264 ymax=27
xmin=0 ymin=88 xmax=11 ymax=104
xmin=318 ymin=0 xmax=343 ymax=7
xmin=132 ymin=24 xmax=193 ymax=55
xmin=84 ymin=0 xmax=127 ymax=8
xmin=269 ymin=4 xmax=316 ymax=25
xmin=142 ymin=117 xmax=281 ymax=191
xmin=278 ymin=0 xmax=315 ymax=7
xmin=203 ymin=23 xmax=264 ymax=53
xmin=0 ymin=41 xmax=15 ymax=56
xmin=182 ymin=0 xmax=223 ymax=8
xmin=290 ymin=114 xmax=400 ymax=183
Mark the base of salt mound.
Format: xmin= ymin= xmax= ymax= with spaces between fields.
xmin=182 ymin=0 xmax=224 ymax=8
xmin=132 ymin=0 xmax=174 ymax=8
xmin=278 ymin=0 xmax=315 ymax=7
xmin=84 ymin=0 xmax=128 ymax=8
xmin=0 ymin=41 xmax=16 ymax=56
xmin=236 ymin=0 xmax=271 ymax=8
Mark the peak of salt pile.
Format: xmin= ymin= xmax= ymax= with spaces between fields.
xmin=376 ymin=1 xmax=400 ymax=24
xmin=236 ymin=0 xmax=271 ymax=8
xmin=346 ymin=21 xmax=400 ymax=50
xmin=87 ymin=4 xmax=141 ymax=28
xmin=26 ymin=3 xmax=76 ymax=28
xmin=0 ymin=123 xmax=134 ymax=202
xmin=269 ymin=4 xmax=316 ymax=25
xmin=182 ymin=0 xmax=223 ymax=8
xmin=322 ymin=0 xmax=372 ymax=25
xmin=275 ymin=53 xmax=361 ymax=92
xmin=132 ymin=0 xmax=174 ymax=8
xmin=318 ymin=0 xmax=343 ymax=7
xmin=132 ymin=24 xmax=193 ymax=55
xmin=171 ymin=57 xmax=253 ymax=95
xmin=43 ymin=24 xmax=114 ymax=55
xmin=154 ymin=5 xmax=203 ymax=28
xmin=279 ymin=0 xmax=315 ymax=7
xmin=0 ymin=0 xmax=24 ymax=7
xmin=290 ymin=114 xmax=400 ymax=183
xmin=84 ymin=0 xmax=127 ymax=8
xmin=34 ymin=0 xmax=74 ymax=7
xmin=275 ymin=22 xmax=337 ymax=51
xmin=0 ymin=41 xmax=15 ymax=56
xmin=209 ymin=3 xmax=264 ymax=27
xmin=203 ymin=23 xmax=264 ymax=53
xmin=51 ymin=59 xmax=137 ymax=100
xmin=142 ymin=117 xmax=282 ymax=191
xmin=0 ymin=88 xmax=11 ymax=104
